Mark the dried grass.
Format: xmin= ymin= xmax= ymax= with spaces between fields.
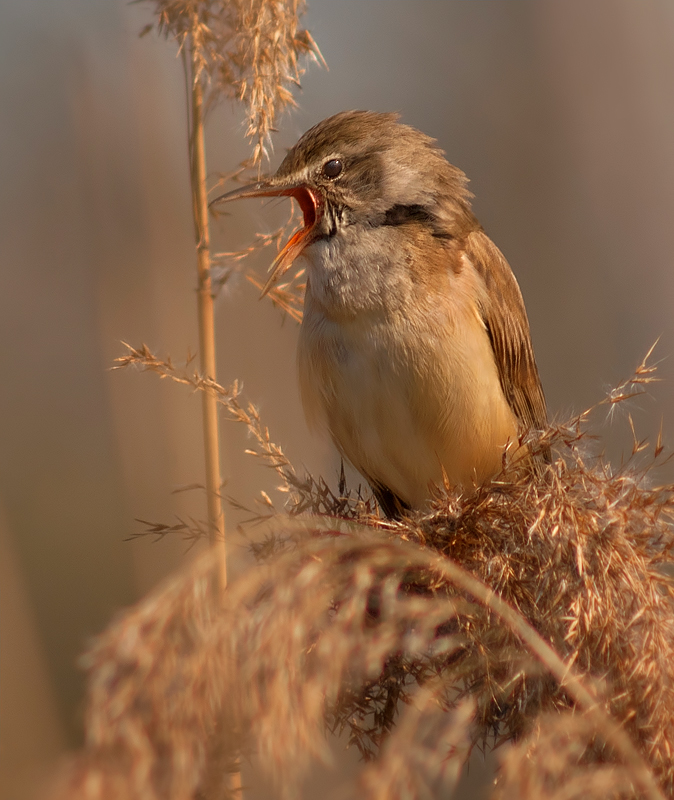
xmin=140 ymin=0 xmax=322 ymax=577
xmin=210 ymin=204 xmax=306 ymax=321
xmin=143 ymin=0 xmax=323 ymax=165
xmin=45 ymin=346 xmax=674 ymax=799
xmin=140 ymin=0 xmax=320 ymax=324
xmin=493 ymin=713 xmax=640 ymax=800
xmin=140 ymin=0 xmax=316 ymax=435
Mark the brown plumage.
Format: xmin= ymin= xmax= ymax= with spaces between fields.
xmin=465 ymin=231 xmax=548 ymax=434
xmin=212 ymin=111 xmax=547 ymax=516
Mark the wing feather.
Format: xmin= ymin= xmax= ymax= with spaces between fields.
xmin=464 ymin=230 xmax=548 ymax=434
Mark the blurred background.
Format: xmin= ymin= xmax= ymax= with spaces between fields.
xmin=2 ymin=1 xmax=674 ymax=798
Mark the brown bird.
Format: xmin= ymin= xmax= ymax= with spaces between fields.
xmin=212 ymin=111 xmax=547 ymax=517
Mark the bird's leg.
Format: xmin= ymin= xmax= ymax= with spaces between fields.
xmin=371 ymin=482 xmax=411 ymax=520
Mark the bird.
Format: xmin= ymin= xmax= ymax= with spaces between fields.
xmin=211 ymin=110 xmax=548 ymax=518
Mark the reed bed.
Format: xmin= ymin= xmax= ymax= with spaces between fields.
xmin=46 ymin=348 xmax=674 ymax=800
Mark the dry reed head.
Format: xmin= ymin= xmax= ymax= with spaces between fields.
xmin=493 ymin=713 xmax=637 ymax=800
xmin=210 ymin=204 xmax=306 ymax=320
xmin=50 ymin=347 xmax=674 ymax=800
xmin=143 ymin=0 xmax=323 ymax=165
xmin=141 ymin=2 xmax=323 ymax=313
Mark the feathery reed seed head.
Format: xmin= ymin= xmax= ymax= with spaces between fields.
xmin=50 ymin=346 xmax=674 ymax=800
xmin=144 ymin=0 xmax=323 ymax=164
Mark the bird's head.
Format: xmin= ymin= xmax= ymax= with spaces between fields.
xmin=210 ymin=110 xmax=474 ymax=294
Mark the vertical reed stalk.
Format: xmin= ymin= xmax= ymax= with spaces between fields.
xmin=135 ymin=6 xmax=321 ymax=793
xmin=189 ymin=37 xmax=243 ymax=798
xmin=188 ymin=34 xmax=242 ymax=798
xmin=188 ymin=37 xmax=227 ymax=592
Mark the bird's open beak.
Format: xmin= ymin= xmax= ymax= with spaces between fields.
xmin=210 ymin=180 xmax=320 ymax=297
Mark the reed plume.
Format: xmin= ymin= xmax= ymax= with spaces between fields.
xmin=136 ymin=0 xmax=321 ymax=590
xmin=46 ymin=347 xmax=674 ymax=800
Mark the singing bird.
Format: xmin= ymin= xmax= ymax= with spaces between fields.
xmin=212 ymin=111 xmax=547 ymax=517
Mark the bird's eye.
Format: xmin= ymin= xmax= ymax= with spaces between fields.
xmin=322 ymin=158 xmax=343 ymax=179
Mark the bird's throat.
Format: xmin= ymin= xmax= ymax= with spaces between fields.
xmin=261 ymin=186 xmax=322 ymax=295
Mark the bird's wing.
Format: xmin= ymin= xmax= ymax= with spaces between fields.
xmin=464 ymin=230 xmax=548 ymax=432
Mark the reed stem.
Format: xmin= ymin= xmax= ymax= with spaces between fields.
xmin=188 ymin=32 xmax=242 ymax=799
xmin=188 ymin=39 xmax=227 ymax=592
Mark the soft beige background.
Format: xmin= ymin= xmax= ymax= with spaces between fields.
xmin=2 ymin=1 xmax=674 ymax=798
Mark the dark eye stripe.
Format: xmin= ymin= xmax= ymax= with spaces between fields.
xmin=381 ymin=203 xmax=453 ymax=239
xmin=322 ymin=158 xmax=343 ymax=178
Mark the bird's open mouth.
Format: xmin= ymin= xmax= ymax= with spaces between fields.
xmin=292 ymin=185 xmax=319 ymax=230
xmin=265 ymin=186 xmax=321 ymax=294
xmin=209 ymin=181 xmax=321 ymax=296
